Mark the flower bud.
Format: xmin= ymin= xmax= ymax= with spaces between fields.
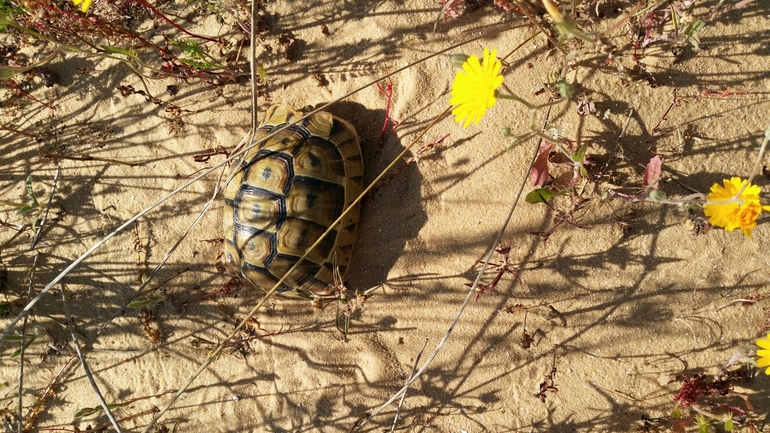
xmin=450 ymin=54 xmax=469 ymax=69
xmin=542 ymin=0 xmax=565 ymax=23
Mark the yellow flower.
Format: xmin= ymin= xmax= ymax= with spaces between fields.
xmin=450 ymin=48 xmax=504 ymax=128
xmin=703 ymin=177 xmax=770 ymax=237
xmin=757 ymin=333 xmax=770 ymax=374
xmin=72 ymin=0 xmax=92 ymax=13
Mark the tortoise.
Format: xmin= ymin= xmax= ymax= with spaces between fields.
xmin=222 ymin=104 xmax=364 ymax=302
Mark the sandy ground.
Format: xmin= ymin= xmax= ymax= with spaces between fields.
xmin=2 ymin=0 xmax=770 ymax=431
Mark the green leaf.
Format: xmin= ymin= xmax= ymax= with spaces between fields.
xmin=671 ymin=406 xmax=683 ymax=418
xmin=684 ymin=19 xmax=705 ymax=48
xmin=0 ymin=66 xmax=17 ymax=80
xmin=179 ymin=58 xmax=212 ymax=69
xmin=572 ymin=146 xmax=587 ymax=163
xmin=74 ymin=403 xmax=118 ymax=419
xmin=128 ymin=298 xmax=159 ymax=309
xmin=696 ymin=415 xmax=711 ymax=433
xmin=526 ymin=188 xmax=561 ymax=204
xmin=101 ymin=45 xmax=137 ymax=57
xmin=25 ymin=174 xmax=37 ymax=206
xmin=9 ymin=334 xmax=37 ymax=358
xmin=0 ymin=303 xmax=10 ymax=316
xmin=1 ymin=334 xmax=31 ymax=342
xmin=74 ymin=406 xmax=102 ymax=418
xmin=555 ymin=79 xmax=574 ymax=99
xmin=16 ymin=205 xmax=38 ymax=215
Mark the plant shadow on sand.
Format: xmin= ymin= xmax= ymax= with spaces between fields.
xmin=2 ymin=0 xmax=770 ymax=431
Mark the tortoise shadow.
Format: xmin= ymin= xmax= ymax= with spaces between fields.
xmin=326 ymin=101 xmax=428 ymax=297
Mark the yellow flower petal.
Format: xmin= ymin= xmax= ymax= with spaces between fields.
xmin=757 ymin=335 xmax=770 ymax=349
xmin=756 ymin=335 xmax=770 ymax=374
xmin=449 ymin=48 xmax=503 ymax=128
xmin=704 ymin=177 xmax=768 ymax=237
xmin=72 ymin=0 xmax=92 ymax=12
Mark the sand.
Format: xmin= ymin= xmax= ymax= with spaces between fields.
xmin=1 ymin=0 xmax=770 ymax=431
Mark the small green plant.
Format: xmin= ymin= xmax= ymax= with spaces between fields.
xmin=0 ymin=175 xmax=43 ymax=230
xmin=0 ymin=323 xmax=40 ymax=358
xmin=172 ymin=39 xmax=225 ymax=70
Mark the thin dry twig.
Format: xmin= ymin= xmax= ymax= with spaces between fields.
xmin=60 ymin=284 xmax=122 ymax=432
xmin=391 ymin=339 xmax=428 ymax=432
xmin=40 ymin=153 xmax=139 ymax=166
xmin=714 ymin=298 xmax=760 ymax=313
xmin=17 ymin=253 xmax=38 ymax=433
xmin=23 ymin=354 xmax=78 ymax=431
xmin=30 ymin=167 xmax=59 ymax=250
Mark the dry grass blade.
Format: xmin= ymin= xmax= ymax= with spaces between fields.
xmin=249 ymin=0 xmax=259 ymax=133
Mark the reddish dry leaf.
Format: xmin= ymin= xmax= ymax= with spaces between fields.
xmin=643 ymin=155 xmax=662 ymax=189
xmin=529 ymin=142 xmax=554 ymax=187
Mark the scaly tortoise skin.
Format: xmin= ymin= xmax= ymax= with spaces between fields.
xmin=223 ymin=104 xmax=363 ymax=301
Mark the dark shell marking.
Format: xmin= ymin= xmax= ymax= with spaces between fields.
xmin=223 ymin=105 xmax=363 ymax=300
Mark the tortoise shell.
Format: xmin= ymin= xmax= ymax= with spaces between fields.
xmin=223 ymin=104 xmax=363 ymax=301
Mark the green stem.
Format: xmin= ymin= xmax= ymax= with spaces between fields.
xmin=496 ymin=90 xmax=534 ymax=109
